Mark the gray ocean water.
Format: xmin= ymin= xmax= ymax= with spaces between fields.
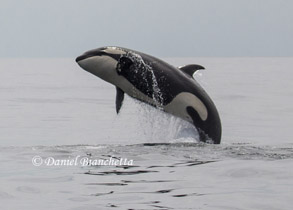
xmin=0 ymin=58 xmax=293 ymax=210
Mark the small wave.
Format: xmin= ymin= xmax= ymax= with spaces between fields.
xmin=21 ymin=142 xmax=293 ymax=162
xmin=132 ymin=142 xmax=293 ymax=161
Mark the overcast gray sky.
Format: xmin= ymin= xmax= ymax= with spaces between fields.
xmin=0 ymin=0 xmax=292 ymax=57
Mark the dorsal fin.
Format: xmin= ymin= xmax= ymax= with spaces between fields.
xmin=178 ymin=64 xmax=205 ymax=78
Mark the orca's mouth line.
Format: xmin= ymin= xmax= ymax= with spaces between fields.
xmin=76 ymin=51 xmax=122 ymax=63
xmin=76 ymin=53 xmax=101 ymax=63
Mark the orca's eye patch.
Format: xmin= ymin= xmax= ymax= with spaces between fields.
xmin=116 ymin=57 xmax=133 ymax=74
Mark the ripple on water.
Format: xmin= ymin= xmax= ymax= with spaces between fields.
xmin=16 ymin=186 xmax=40 ymax=194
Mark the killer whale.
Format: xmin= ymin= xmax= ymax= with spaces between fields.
xmin=76 ymin=46 xmax=222 ymax=144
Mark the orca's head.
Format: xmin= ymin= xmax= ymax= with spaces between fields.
xmin=76 ymin=47 xmax=127 ymax=85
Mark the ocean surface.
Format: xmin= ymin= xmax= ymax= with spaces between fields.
xmin=0 ymin=57 xmax=292 ymax=210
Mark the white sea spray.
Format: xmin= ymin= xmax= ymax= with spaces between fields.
xmin=124 ymin=51 xmax=164 ymax=108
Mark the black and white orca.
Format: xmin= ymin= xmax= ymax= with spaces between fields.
xmin=76 ymin=47 xmax=222 ymax=144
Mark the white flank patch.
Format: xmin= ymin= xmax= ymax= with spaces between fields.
xmin=164 ymin=92 xmax=208 ymax=121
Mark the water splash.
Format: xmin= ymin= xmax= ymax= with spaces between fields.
xmin=124 ymin=52 xmax=164 ymax=108
xmin=112 ymin=96 xmax=199 ymax=144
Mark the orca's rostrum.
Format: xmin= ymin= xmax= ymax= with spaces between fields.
xmin=76 ymin=47 xmax=222 ymax=144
